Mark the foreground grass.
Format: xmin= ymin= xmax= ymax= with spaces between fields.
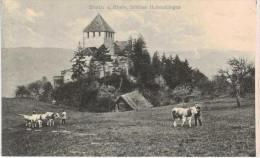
xmin=2 ymin=96 xmax=255 ymax=156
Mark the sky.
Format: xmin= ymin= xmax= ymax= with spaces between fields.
xmin=2 ymin=0 xmax=257 ymax=55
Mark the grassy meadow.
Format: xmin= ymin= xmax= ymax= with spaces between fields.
xmin=2 ymin=96 xmax=255 ymax=156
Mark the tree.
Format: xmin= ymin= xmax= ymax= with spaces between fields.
xmin=93 ymin=44 xmax=111 ymax=78
xmin=129 ymin=36 xmax=153 ymax=88
xmin=219 ymin=58 xmax=254 ymax=107
xmin=15 ymin=86 xmax=30 ymax=98
xmin=28 ymin=81 xmax=42 ymax=97
xmin=191 ymin=69 xmax=210 ymax=94
xmin=152 ymin=51 xmax=161 ymax=75
xmin=71 ymin=43 xmax=87 ymax=80
xmin=41 ymin=81 xmax=53 ymax=102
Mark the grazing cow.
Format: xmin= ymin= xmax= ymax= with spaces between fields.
xmin=171 ymin=106 xmax=198 ymax=127
xmin=18 ymin=114 xmax=34 ymax=127
xmin=43 ymin=112 xmax=60 ymax=127
xmin=31 ymin=114 xmax=42 ymax=128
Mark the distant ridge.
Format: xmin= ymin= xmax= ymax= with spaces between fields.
xmin=2 ymin=47 xmax=73 ymax=97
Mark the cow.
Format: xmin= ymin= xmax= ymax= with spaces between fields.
xmin=171 ymin=106 xmax=198 ymax=127
xmin=31 ymin=114 xmax=42 ymax=128
xmin=41 ymin=112 xmax=60 ymax=127
xmin=18 ymin=112 xmax=58 ymax=128
xmin=18 ymin=114 xmax=41 ymax=128
xmin=18 ymin=114 xmax=34 ymax=127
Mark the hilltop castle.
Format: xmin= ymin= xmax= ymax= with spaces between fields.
xmin=53 ymin=14 xmax=133 ymax=88
xmin=83 ymin=14 xmax=115 ymax=55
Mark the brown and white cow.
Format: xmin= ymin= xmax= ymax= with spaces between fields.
xmin=171 ymin=106 xmax=198 ymax=127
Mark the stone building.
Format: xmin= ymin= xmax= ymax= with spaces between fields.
xmin=83 ymin=13 xmax=115 ymax=55
xmin=54 ymin=14 xmax=134 ymax=85
xmin=82 ymin=14 xmax=132 ymax=79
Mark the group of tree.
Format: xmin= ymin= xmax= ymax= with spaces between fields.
xmin=15 ymin=77 xmax=53 ymax=102
xmin=127 ymin=36 xmax=209 ymax=94
xmin=217 ymin=58 xmax=254 ymax=106
xmin=52 ymin=35 xmax=255 ymax=110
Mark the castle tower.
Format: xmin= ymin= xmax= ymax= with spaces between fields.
xmin=83 ymin=14 xmax=115 ymax=55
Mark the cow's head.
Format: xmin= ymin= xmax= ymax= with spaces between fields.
xmin=54 ymin=113 xmax=60 ymax=119
xmin=189 ymin=106 xmax=198 ymax=115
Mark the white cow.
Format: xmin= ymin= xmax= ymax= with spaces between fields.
xmin=171 ymin=106 xmax=198 ymax=127
xmin=31 ymin=114 xmax=42 ymax=128
xmin=41 ymin=112 xmax=60 ymax=127
xmin=18 ymin=114 xmax=34 ymax=127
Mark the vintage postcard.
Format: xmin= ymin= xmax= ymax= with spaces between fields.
xmin=1 ymin=0 xmax=258 ymax=156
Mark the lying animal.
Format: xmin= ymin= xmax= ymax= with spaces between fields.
xmin=171 ymin=106 xmax=198 ymax=127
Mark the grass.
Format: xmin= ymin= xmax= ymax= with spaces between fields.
xmin=2 ymin=96 xmax=255 ymax=156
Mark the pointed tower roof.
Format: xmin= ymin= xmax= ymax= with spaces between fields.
xmin=83 ymin=14 xmax=115 ymax=33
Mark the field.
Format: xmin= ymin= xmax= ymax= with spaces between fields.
xmin=2 ymin=96 xmax=255 ymax=156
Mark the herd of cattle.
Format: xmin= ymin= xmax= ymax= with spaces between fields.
xmin=17 ymin=104 xmax=202 ymax=129
xmin=18 ymin=112 xmax=61 ymax=128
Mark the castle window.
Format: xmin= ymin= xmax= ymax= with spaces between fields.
xmin=99 ymin=32 xmax=101 ymax=36
xmin=87 ymin=32 xmax=89 ymax=38
xmin=93 ymin=32 xmax=95 ymax=37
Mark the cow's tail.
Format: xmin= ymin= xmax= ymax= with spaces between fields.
xmin=17 ymin=114 xmax=26 ymax=117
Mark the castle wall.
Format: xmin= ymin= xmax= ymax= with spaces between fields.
xmin=83 ymin=32 xmax=115 ymax=55
xmin=83 ymin=32 xmax=105 ymax=49
xmin=104 ymin=32 xmax=115 ymax=55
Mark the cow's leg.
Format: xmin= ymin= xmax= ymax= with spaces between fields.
xmin=173 ymin=120 xmax=177 ymax=127
xmin=172 ymin=111 xmax=177 ymax=127
xmin=188 ymin=117 xmax=192 ymax=127
xmin=172 ymin=117 xmax=177 ymax=127
xmin=50 ymin=119 xmax=54 ymax=126
xmin=39 ymin=121 xmax=42 ymax=128
xmin=181 ymin=117 xmax=186 ymax=127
